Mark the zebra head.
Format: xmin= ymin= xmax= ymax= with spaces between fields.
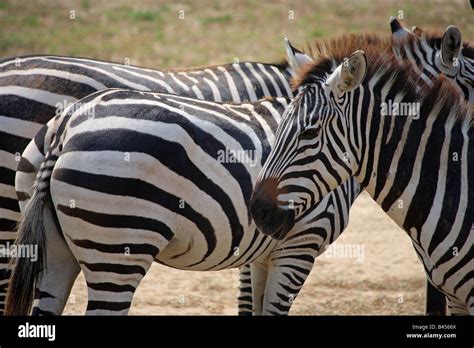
xmin=250 ymin=50 xmax=367 ymax=240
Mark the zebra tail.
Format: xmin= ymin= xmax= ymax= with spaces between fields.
xmin=5 ymin=170 xmax=52 ymax=315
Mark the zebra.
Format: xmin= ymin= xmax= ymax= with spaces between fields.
xmin=6 ymin=89 xmax=361 ymax=315
xmin=286 ymin=22 xmax=473 ymax=315
xmin=0 ymin=54 xmax=306 ymax=315
xmin=5 ymin=27 xmax=470 ymax=315
xmin=249 ymin=45 xmax=473 ymax=314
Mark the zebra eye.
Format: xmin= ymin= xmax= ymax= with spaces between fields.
xmin=298 ymin=127 xmax=319 ymax=141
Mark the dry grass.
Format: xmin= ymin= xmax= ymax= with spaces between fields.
xmin=0 ymin=0 xmax=472 ymax=67
xmin=1 ymin=0 xmax=469 ymax=315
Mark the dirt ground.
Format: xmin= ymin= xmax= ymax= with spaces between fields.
xmin=63 ymin=191 xmax=425 ymax=315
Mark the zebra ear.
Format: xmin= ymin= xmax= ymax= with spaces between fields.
xmin=284 ymin=37 xmax=313 ymax=77
xmin=390 ymin=17 xmax=412 ymax=39
xmin=441 ymin=26 xmax=462 ymax=67
xmin=327 ymin=50 xmax=367 ymax=95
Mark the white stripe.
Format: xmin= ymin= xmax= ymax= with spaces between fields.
xmin=0 ymin=86 xmax=77 ymax=107
xmin=0 ymin=115 xmax=43 ymax=138
xmin=41 ymin=57 xmax=151 ymax=91
xmin=246 ymin=63 xmax=271 ymax=97
xmin=257 ymin=64 xmax=282 ymax=97
xmin=191 ymin=85 xmax=204 ymax=100
xmin=0 ymin=150 xmax=19 ymax=171
xmin=204 ymin=68 xmax=219 ymax=81
xmin=242 ymin=103 xmax=275 ymax=151
xmin=0 ymin=184 xmax=16 ymax=199
xmin=169 ymin=72 xmax=190 ymax=91
xmin=112 ymin=66 xmax=175 ymax=93
xmin=0 ymin=232 xmax=17 ymax=240
xmin=261 ymin=100 xmax=283 ymax=124
xmin=269 ymin=66 xmax=292 ymax=97
xmin=233 ymin=64 xmax=257 ymax=101
xmin=0 ymin=68 xmax=107 ymax=90
xmin=217 ymin=66 xmax=240 ymax=102
xmin=0 ymin=208 xmax=20 ymax=221
xmin=202 ymin=77 xmax=222 ymax=102
xmin=178 ymin=72 xmax=199 ymax=84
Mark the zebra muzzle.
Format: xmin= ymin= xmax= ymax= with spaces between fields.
xmin=250 ymin=180 xmax=295 ymax=240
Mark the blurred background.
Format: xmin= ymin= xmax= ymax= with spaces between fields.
xmin=0 ymin=0 xmax=472 ymax=314
xmin=0 ymin=0 xmax=472 ymax=67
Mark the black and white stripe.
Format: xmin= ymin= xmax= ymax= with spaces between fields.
xmin=251 ymin=46 xmax=473 ymax=315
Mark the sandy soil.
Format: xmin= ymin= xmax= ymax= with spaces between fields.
xmin=63 ymin=191 xmax=425 ymax=315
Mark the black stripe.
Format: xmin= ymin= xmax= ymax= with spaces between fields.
xmin=0 ymin=218 xmax=17 ymax=231
xmin=33 ymin=121 xmax=48 ymax=155
xmin=0 ymin=95 xmax=57 ymax=124
xmin=57 ymin=204 xmax=173 ymax=242
xmin=0 ymin=195 xmax=20 ymax=212
xmin=72 ymin=239 xmax=159 ymax=256
xmin=86 ymin=300 xmax=131 ymax=312
xmin=17 ymin=156 xmax=37 ymax=173
xmin=80 ymin=261 xmax=146 ymax=276
xmin=87 ymin=282 xmax=136 ymax=293
xmin=0 ymin=131 xmax=30 ymax=158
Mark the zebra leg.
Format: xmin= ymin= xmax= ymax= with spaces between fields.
xmin=31 ymin=204 xmax=80 ymax=315
xmin=57 ymin=216 xmax=168 ymax=316
xmin=261 ymin=261 xmax=313 ymax=315
xmin=261 ymin=245 xmax=316 ymax=315
xmin=64 ymin=232 xmax=163 ymax=315
xmin=425 ymin=281 xmax=447 ymax=315
xmin=250 ymin=262 xmax=268 ymax=315
xmin=237 ymin=264 xmax=253 ymax=315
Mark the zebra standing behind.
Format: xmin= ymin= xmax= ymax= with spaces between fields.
xmin=250 ymin=45 xmax=473 ymax=314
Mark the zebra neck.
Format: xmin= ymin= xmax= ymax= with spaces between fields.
xmin=352 ymin=88 xmax=473 ymax=233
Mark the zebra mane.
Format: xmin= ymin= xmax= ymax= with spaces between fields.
xmin=293 ymin=45 xmax=471 ymax=127
xmin=301 ymin=31 xmax=473 ymax=61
